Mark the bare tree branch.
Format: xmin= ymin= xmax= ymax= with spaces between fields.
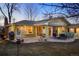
xmin=24 ymin=4 xmax=40 ymax=21
xmin=0 ymin=7 xmax=7 ymax=17
xmin=40 ymin=3 xmax=79 ymax=9
xmin=0 ymin=3 xmax=19 ymax=23
xmin=41 ymin=3 xmax=79 ymax=18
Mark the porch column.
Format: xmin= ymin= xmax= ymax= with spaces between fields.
xmin=67 ymin=28 xmax=69 ymax=32
xmin=45 ymin=26 xmax=49 ymax=37
xmin=51 ymin=27 xmax=53 ymax=37
xmin=35 ymin=26 xmax=37 ymax=36
xmin=74 ymin=28 xmax=76 ymax=33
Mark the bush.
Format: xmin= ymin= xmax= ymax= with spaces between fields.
xmin=63 ymin=32 xmax=74 ymax=38
xmin=75 ymin=33 xmax=79 ymax=39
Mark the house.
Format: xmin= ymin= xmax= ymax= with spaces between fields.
xmin=10 ymin=20 xmax=36 ymax=37
xmin=9 ymin=17 xmax=79 ymax=38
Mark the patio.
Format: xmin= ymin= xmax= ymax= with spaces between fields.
xmin=11 ymin=36 xmax=76 ymax=43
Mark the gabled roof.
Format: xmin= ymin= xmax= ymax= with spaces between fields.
xmin=34 ymin=17 xmax=70 ymax=26
xmin=14 ymin=17 xmax=73 ymax=26
xmin=38 ymin=17 xmax=70 ymax=24
xmin=15 ymin=20 xmax=36 ymax=25
xmin=66 ymin=16 xmax=79 ymax=24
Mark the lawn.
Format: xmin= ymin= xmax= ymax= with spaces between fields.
xmin=0 ymin=40 xmax=79 ymax=56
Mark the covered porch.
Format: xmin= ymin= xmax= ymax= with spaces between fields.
xmin=35 ymin=26 xmax=52 ymax=37
xmin=51 ymin=26 xmax=67 ymax=37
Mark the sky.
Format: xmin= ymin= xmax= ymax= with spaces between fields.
xmin=0 ymin=3 xmax=70 ymax=26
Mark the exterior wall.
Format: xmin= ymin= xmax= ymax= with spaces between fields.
xmin=36 ymin=26 xmax=49 ymax=36
xmin=68 ymin=27 xmax=79 ymax=33
xmin=14 ymin=25 xmax=52 ymax=37
xmin=75 ymin=28 xmax=79 ymax=39
xmin=68 ymin=26 xmax=79 ymax=33
xmin=10 ymin=24 xmax=79 ymax=38
xmin=11 ymin=18 xmax=69 ymax=38
xmin=48 ymin=18 xmax=68 ymax=37
xmin=15 ymin=25 xmax=36 ymax=37
xmin=68 ymin=27 xmax=79 ymax=39
xmin=49 ymin=18 xmax=68 ymax=26
xmin=10 ymin=23 xmax=79 ymax=38
xmin=9 ymin=24 xmax=16 ymax=32
xmin=35 ymin=26 xmax=51 ymax=37
xmin=68 ymin=27 xmax=79 ymax=35
xmin=58 ymin=26 xmax=66 ymax=34
xmin=42 ymin=26 xmax=49 ymax=36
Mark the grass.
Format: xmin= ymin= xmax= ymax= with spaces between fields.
xmin=0 ymin=40 xmax=79 ymax=56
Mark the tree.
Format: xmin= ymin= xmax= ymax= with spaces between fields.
xmin=42 ymin=8 xmax=68 ymax=19
xmin=24 ymin=3 xmax=40 ymax=21
xmin=40 ymin=3 xmax=79 ymax=22
xmin=40 ymin=3 xmax=79 ymax=17
xmin=0 ymin=3 xmax=19 ymax=38
xmin=0 ymin=3 xmax=19 ymax=25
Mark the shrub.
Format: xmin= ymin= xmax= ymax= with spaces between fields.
xmin=63 ymin=32 xmax=74 ymax=38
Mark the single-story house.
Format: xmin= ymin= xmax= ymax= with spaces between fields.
xmin=9 ymin=17 xmax=79 ymax=38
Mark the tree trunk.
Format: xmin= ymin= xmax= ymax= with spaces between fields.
xmin=4 ymin=17 xmax=9 ymax=38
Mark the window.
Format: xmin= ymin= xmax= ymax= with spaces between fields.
xmin=76 ymin=28 xmax=79 ymax=33
xmin=26 ymin=26 xmax=33 ymax=34
xmin=16 ymin=26 xmax=33 ymax=34
xmin=69 ymin=28 xmax=74 ymax=33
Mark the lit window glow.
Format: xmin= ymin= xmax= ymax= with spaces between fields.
xmin=69 ymin=28 xmax=74 ymax=32
xmin=17 ymin=26 xmax=33 ymax=34
xmin=76 ymin=28 xmax=79 ymax=33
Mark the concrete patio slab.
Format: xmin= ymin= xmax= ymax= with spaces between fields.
xmin=9 ymin=36 xmax=76 ymax=43
xmin=14 ymin=37 xmax=76 ymax=43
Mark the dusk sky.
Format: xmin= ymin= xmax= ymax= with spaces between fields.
xmin=0 ymin=3 xmax=69 ymax=26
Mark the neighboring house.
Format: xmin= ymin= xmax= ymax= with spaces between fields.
xmin=9 ymin=17 xmax=79 ymax=38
